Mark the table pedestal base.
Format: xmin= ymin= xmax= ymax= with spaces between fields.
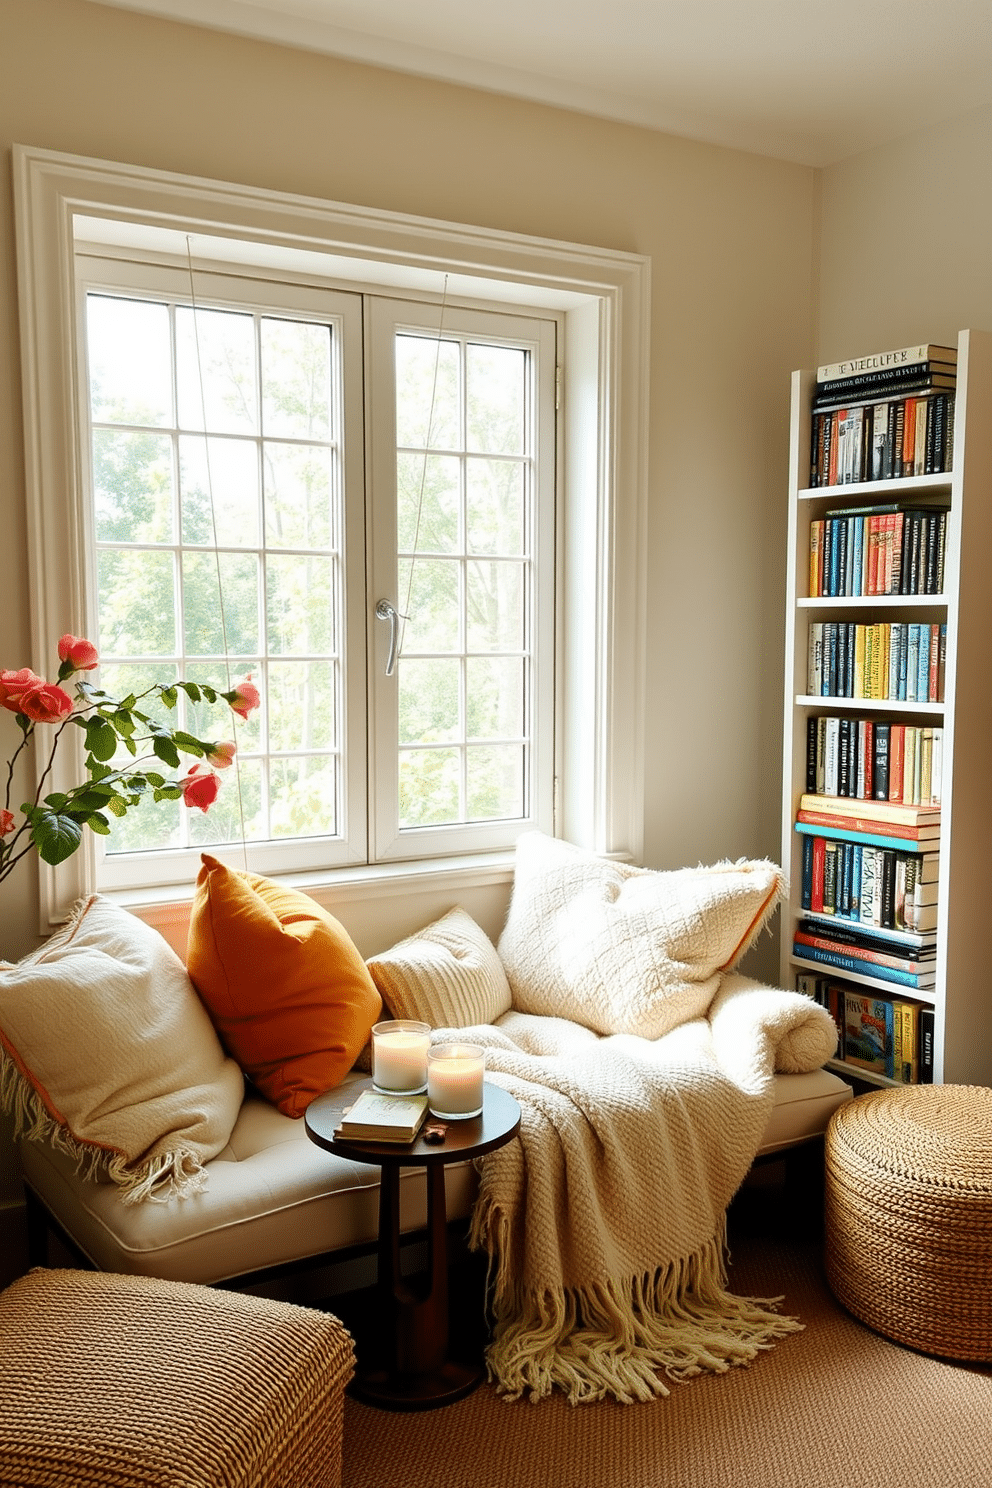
xmin=349 ymin=1358 xmax=485 ymax=1412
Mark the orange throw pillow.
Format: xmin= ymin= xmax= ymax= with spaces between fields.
xmin=186 ymin=855 xmax=382 ymax=1117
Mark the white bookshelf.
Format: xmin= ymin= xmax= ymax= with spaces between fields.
xmin=780 ymin=329 xmax=992 ymax=1088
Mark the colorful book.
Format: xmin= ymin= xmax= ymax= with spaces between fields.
xmin=842 ymin=991 xmax=895 ymax=1077
xmin=793 ymin=941 xmax=935 ymax=990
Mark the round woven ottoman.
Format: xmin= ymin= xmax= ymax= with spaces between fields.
xmin=0 ymin=1268 xmax=355 ymax=1488
xmin=824 ymin=1084 xmax=992 ymax=1361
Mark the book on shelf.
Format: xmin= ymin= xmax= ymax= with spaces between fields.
xmin=799 ymin=834 xmax=938 ymax=932
xmin=806 ymin=623 xmax=945 ymax=705
xmin=816 ymin=344 xmax=957 ymax=383
xmin=805 ymin=716 xmax=946 ymax=803
xmin=796 ymin=973 xmax=932 ymax=1084
xmin=813 ymin=372 xmax=956 ymax=412
xmin=808 ymin=509 xmax=948 ymax=598
xmin=794 ymin=817 xmax=942 ymax=854
xmin=793 ymin=940 xmax=935 ymax=990
xmin=333 ymin=1089 xmax=430 ymax=1142
xmin=799 ymin=911 xmax=935 ymax=955
xmin=793 ymin=927 xmax=935 ymax=975
xmin=796 ymin=807 xmax=939 ymax=843
xmin=810 ymin=392 xmax=955 ymax=485
xmin=798 ymin=793 xmax=939 ymax=826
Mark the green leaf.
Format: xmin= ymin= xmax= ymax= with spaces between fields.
xmin=152 ymin=736 xmax=181 ymax=769
xmin=154 ymin=785 xmax=184 ymax=802
xmin=85 ymin=716 xmax=118 ymax=762
xmin=160 ymin=686 xmax=178 ymax=709
xmin=172 ymin=731 xmax=205 ymax=755
xmin=106 ymin=796 xmax=129 ymax=818
xmin=111 ymin=709 xmax=136 ymax=736
xmin=43 ymin=792 xmax=68 ymax=810
xmin=145 ymin=772 xmax=166 ymax=787
xmin=180 ymin=682 xmax=202 ymax=702
xmin=30 ymin=810 xmax=83 ymax=867
xmin=84 ymin=813 xmax=111 ymax=835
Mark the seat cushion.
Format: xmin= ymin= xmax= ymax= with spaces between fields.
xmin=20 ymin=1066 xmax=850 ymax=1287
xmin=20 ymin=1071 xmax=478 ymax=1286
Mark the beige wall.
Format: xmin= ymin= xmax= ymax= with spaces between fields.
xmin=0 ymin=0 xmax=817 ymax=1209
xmin=818 ymin=104 xmax=992 ymax=359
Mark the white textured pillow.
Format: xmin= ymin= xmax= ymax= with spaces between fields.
xmin=366 ymin=907 xmax=512 ymax=1028
xmin=497 ymin=832 xmax=785 ymax=1039
xmin=0 ymin=895 xmax=245 ymax=1203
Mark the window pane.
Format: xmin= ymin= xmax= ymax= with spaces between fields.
xmin=93 ymin=429 xmax=174 ymax=544
xmin=176 ymin=306 xmax=257 ymax=434
xmin=466 ymin=657 xmax=523 ymax=739
xmin=88 ymin=296 xmax=172 ymax=427
xmin=269 ymin=757 xmax=337 ymax=837
xmin=264 ymin=444 xmax=334 ymax=550
xmin=183 ymin=551 xmax=261 ymax=657
xmin=401 ymin=559 xmax=461 ymax=653
xmin=467 ymin=744 xmax=524 ymax=820
xmin=395 ymin=335 xmax=459 ymax=450
xmin=399 ymin=748 xmax=460 ymax=826
xmin=183 ymin=661 xmax=262 ymax=754
xmin=398 ymin=658 xmax=460 ymax=744
xmin=180 ymin=435 xmax=260 ymax=547
xmin=261 ymin=318 xmax=332 ymax=440
xmin=467 ymin=343 xmax=525 ymax=455
xmin=467 ymin=561 xmax=523 ymax=651
xmin=397 ymin=452 xmax=460 ymax=553
xmin=466 ymin=458 xmax=524 ymax=555
xmin=189 ymin=758 xmax=264 ymax=845
xmin=266 ymin=554 xmax=337 ymax=655
xmin=98 ymin=549 xmax=177 ymax=656
xmin=267 ymin=660 xmax=337 ymax=752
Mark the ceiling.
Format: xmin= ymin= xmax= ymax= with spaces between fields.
xmin=88 ymin=0 xmax=992 ymax=167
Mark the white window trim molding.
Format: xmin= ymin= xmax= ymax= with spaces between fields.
xmin=13 ymin=143 xmax=650 ymax=932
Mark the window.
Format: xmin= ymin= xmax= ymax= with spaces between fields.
xmin=78 ymin=256 xmax=556 ymax=892
xmin=14 ymin=146 xmax=648 ymax=928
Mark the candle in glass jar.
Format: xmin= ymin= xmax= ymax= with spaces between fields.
xmin=427 ymin=1044 xmax=485 ymax=1119
xmin=372 ymin=1021 xmax=430 ymax=1095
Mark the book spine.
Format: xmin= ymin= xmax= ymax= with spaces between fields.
xmin=795 ymin=809 xmax=938 ymax=842
xmin=796 ymin=942 xmax=932 ymax=989
xmin=919 ymin=1006 xmax=935 ymax=1083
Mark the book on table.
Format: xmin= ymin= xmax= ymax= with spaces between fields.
xmin=334 ymin=1089 xmax=430 ymax=1142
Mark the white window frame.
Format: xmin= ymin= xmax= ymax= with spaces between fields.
xmin=13 ymin=144 xmax=650 ymax=932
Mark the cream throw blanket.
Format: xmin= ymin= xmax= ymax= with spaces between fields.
xmin=438 ymin=974 xmax=837 ymax=1404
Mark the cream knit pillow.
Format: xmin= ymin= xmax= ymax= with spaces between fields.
xmin=0 ymin=896 xmax=245 ymax=1203
xmin=366 ymin=907 xmax=512 ymax=1029
xmin=497 ymin=832 xmax=785 ymax=1039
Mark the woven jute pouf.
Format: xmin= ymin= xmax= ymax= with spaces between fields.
xmin=824 ymin=1084 xmax=992 ymax=1361
xmin=0 ymin=1268 xmax=354 ymax=1488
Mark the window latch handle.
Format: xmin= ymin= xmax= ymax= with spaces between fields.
xmin=375 ymin=598 xmax=404 ymax=677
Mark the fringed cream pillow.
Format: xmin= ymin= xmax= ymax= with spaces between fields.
xmin=498 ymin=832 xmax=785 ymax=1039
xmin=0 ymin=895 xmax=244 ymax=1204
xmin=366 ymin=907 xmax=512 ymax=1028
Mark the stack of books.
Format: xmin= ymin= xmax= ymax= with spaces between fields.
xmin=804 ymin=716 xmax=942 ymax=806
xmin=798 ymin=974 xmax=935 ymax=1084
xmin=333 ymin=1090 xmax=429 ymax=1143
xmin=808 ymin=342 xmax=957 ymax=487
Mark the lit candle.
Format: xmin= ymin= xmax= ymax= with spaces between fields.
xmin=372 ymin=1021 xmax=430 ymax=1095
xmin=427 ymin=1044 xmax=486 ymax=1119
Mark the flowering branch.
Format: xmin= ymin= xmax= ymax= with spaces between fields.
xmin=0 ymin=634 xmax=261 ymax=887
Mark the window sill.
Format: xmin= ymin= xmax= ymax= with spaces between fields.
xmin=111 ymin=850 xmax=517 ymax=946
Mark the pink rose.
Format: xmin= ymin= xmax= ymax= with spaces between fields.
xmin=180 ymin=762 xmax=221 ymax=813
xmin=58 ymin=634 xmax=99 ymax=671
xmin=228 ymin=674 xmax=261 ymax=721
xmin=0 ymin=809 xmax=15 ymax=837
xmin=206 ymin=740 xmax=237 ymax=769
xmin=0 ymin=669 xmax=73 ymax=723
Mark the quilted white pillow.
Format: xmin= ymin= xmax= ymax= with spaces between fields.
xmin=366 ymin=907 xmax=512 ymax=1029
xmin=497 ymin=832 xmax=785 ymax=1039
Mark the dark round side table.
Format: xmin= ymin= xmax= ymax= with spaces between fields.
xmin=305 ymin=1078 xmax=520 ymax=1411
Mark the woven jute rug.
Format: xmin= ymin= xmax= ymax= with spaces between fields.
xmin=339 ymin=1179 xmax=992 ymax=1488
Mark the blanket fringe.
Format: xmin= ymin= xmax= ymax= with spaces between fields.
xmin=0 ymin=1050 xmax=207 ymax=1205
xmin=470 ymin=1194 xmax=802 ymax=1406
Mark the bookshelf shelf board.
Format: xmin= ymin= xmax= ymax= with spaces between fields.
xmin=797 ymin=596 xmax=947 ymax=612
xmin=826 ymin=1058 xmax=902 ymax=1090
xmin=795 ymin=695 xmax=944 ymax=716
xmin=798 ymin=473 xmax=952 ymax=502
